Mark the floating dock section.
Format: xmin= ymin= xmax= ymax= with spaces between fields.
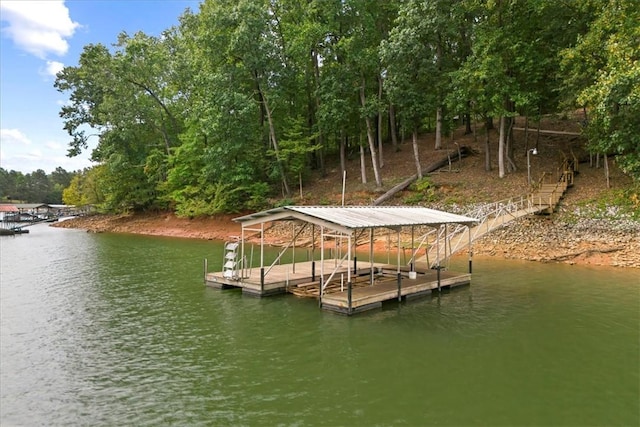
xmin=205 ymin=206 xmax=477 ymax=315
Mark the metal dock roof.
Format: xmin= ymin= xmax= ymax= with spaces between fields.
xmin=233 ymin=205 xmax=477 ymax=232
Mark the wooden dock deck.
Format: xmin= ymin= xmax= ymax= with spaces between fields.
xmin=205 ymin=260 xmax=470 ymax=315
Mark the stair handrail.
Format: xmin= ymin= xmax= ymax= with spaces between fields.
xmin=413 ymin=194 xmax=534 ymax=268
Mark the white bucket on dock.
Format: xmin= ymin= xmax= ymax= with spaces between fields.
xmin=408 ymin=271 xmax=417 ymax=280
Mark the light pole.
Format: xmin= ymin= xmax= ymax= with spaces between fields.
xmin=527 ymin=148 xmax=538 ymax=187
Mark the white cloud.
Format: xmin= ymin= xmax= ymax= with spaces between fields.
xmin=44 ymin=60 xmax=65 ymax=77
xmin=1 ymin=128 xmax=32 ymax=145
xmin=26 ymin=148 xmax=43 ymax=159
xmin=45 ymin=141 xmax=62 ymax=150
xmin=0 ymin=1 xmax=79 ymax=58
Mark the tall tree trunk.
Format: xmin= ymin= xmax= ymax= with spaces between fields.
xmin=498 ymin=115 xmax=506 ymax=178
xmin=485 ymin=126 xmax=491 ymax=171
xmin=464 ymin=109 xmax=472 ymax=135
xmin=505 ymin=116 xmax=517 ymax=172
xmin=435 ymin=107 xmax=443 ymax=149
xmin=262 ymin=91 xmax=291 ymax=197
xmin=359 ymin=140 xmax=367 ymax=184
xmin=389 ymin=102 xmax=398 ymax=151
xmin=377 ymin=75 xmax=384 ymax=168
xmin=339 ymin=130 xmax=346 ymax=175
xmin=412 ymin=128 xmax=422 ymax=180
xmin=435 ymin=34 xmax=444 ymax=150
xmin=604 ymin=153 xmax=610 ymax=188
xmin=360 ymin=81 xmax=383 ymax=188
xmin=485 ymin=116 xmax=494 ymax=130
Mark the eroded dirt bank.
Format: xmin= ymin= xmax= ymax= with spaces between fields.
xmin=53 ymin=212 xmax=640 ymax=268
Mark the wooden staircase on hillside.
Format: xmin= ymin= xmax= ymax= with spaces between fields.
xmin=413 ymin=152 xmax=579 ymax=267
xmin=530 ymin=152 xmax=577 ymax=214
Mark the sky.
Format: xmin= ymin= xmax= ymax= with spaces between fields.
xmin=0 ymin=0 xmax=201 ymax=175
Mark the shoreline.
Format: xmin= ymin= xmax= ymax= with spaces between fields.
xmin=52 ymin=212 xmax=640 ymax=269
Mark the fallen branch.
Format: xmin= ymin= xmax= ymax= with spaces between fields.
xmin=373 ymin=146 xmax=472 ymax=206
xmin=548 ymin=246 xmax=623 ymax=262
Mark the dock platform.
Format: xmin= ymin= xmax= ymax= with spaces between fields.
xmin=205 ymin=260 xmax=470 ymax=314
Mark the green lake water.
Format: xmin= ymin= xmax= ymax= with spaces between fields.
xmin=1 ymin=222 xmax=638 ymax=426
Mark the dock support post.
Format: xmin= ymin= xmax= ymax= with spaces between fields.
xmin=311 ymin=261 xmax=315 ymax=281
xmin=437 ymin=266 xmax=441 ymax=292
xmin=468 ymin=225 xmax=473 ymax=274
xmin=203 ymin=258 xmax=208 ymax=284
xmin=369 ymin=228 xmax=375 ymax=286
xmin=260 ymin=267 xmax=265 ymax=294
xmin=347 ymin=281 xmax=352 ymax=315
xmin=353 ymin=256 xmax=357 ymax=274
xmin=397 ymin=273 xmax=402 ymax=302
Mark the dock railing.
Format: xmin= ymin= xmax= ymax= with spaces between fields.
xmin=413 ymin=194 xmax=537 ymax=268
xmin=414 ymin=153 xmax=577 ymax=267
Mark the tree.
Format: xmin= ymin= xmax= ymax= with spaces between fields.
xmin=62 ymin=167 xmax=105 ymax=207
xmin=450 ymin=0 xmax=585 ymax=178
xmin=55 ymin=30 xmax=184 ymax=211
xmin=567 ymin=0 xmax=640 ymax=180
xmin=382 ymin=0 xmax=462 ymax=177
xmin=340 ymin=0 xmax=392 ymax=188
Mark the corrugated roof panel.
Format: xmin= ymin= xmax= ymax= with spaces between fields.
xmin=234 ymin=206 xmax=477 ymax=230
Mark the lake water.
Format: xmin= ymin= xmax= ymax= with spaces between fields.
xmin=1 ymin=222 xmax=638 ymax=426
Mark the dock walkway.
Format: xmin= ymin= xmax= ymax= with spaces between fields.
xmin=418 ymin=155 xmax=577 ymax=266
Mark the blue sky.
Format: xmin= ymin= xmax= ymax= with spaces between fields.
xmin=0 ymin=0 xmax=201 ymax=174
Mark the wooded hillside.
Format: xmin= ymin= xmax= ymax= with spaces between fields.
xmin=54 ymin=0 xmax=640 ymax=215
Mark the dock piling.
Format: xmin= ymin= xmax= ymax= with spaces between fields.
xmin=260 ymin=267 xmax=265 ymax=294
xmin=203 ymin=258 xmax=208 ymax=284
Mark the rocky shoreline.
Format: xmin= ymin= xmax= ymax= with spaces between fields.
xmin=471 ymin=216 xmax=640 ymax=268
xmin=53 ymin=211 xmax=640 ymax=268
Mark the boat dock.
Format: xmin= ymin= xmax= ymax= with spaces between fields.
xmin=206 ymin=259 xmax=470 ymax=314
xmin=204 ymin=206 xmax=477 ymax=315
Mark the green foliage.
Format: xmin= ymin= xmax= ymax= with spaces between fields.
xmin=172 ymin=181 xmax=269 ymax=217
xmin=47 ymin=0 xmax=639 ymax=214
xmin=404 ymin=177 xmax=437 ymax=205
xmin=0 ymin=166 xmax=77 ymax=204
xmin=572 ymin=0 xmax=640 ymax=180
